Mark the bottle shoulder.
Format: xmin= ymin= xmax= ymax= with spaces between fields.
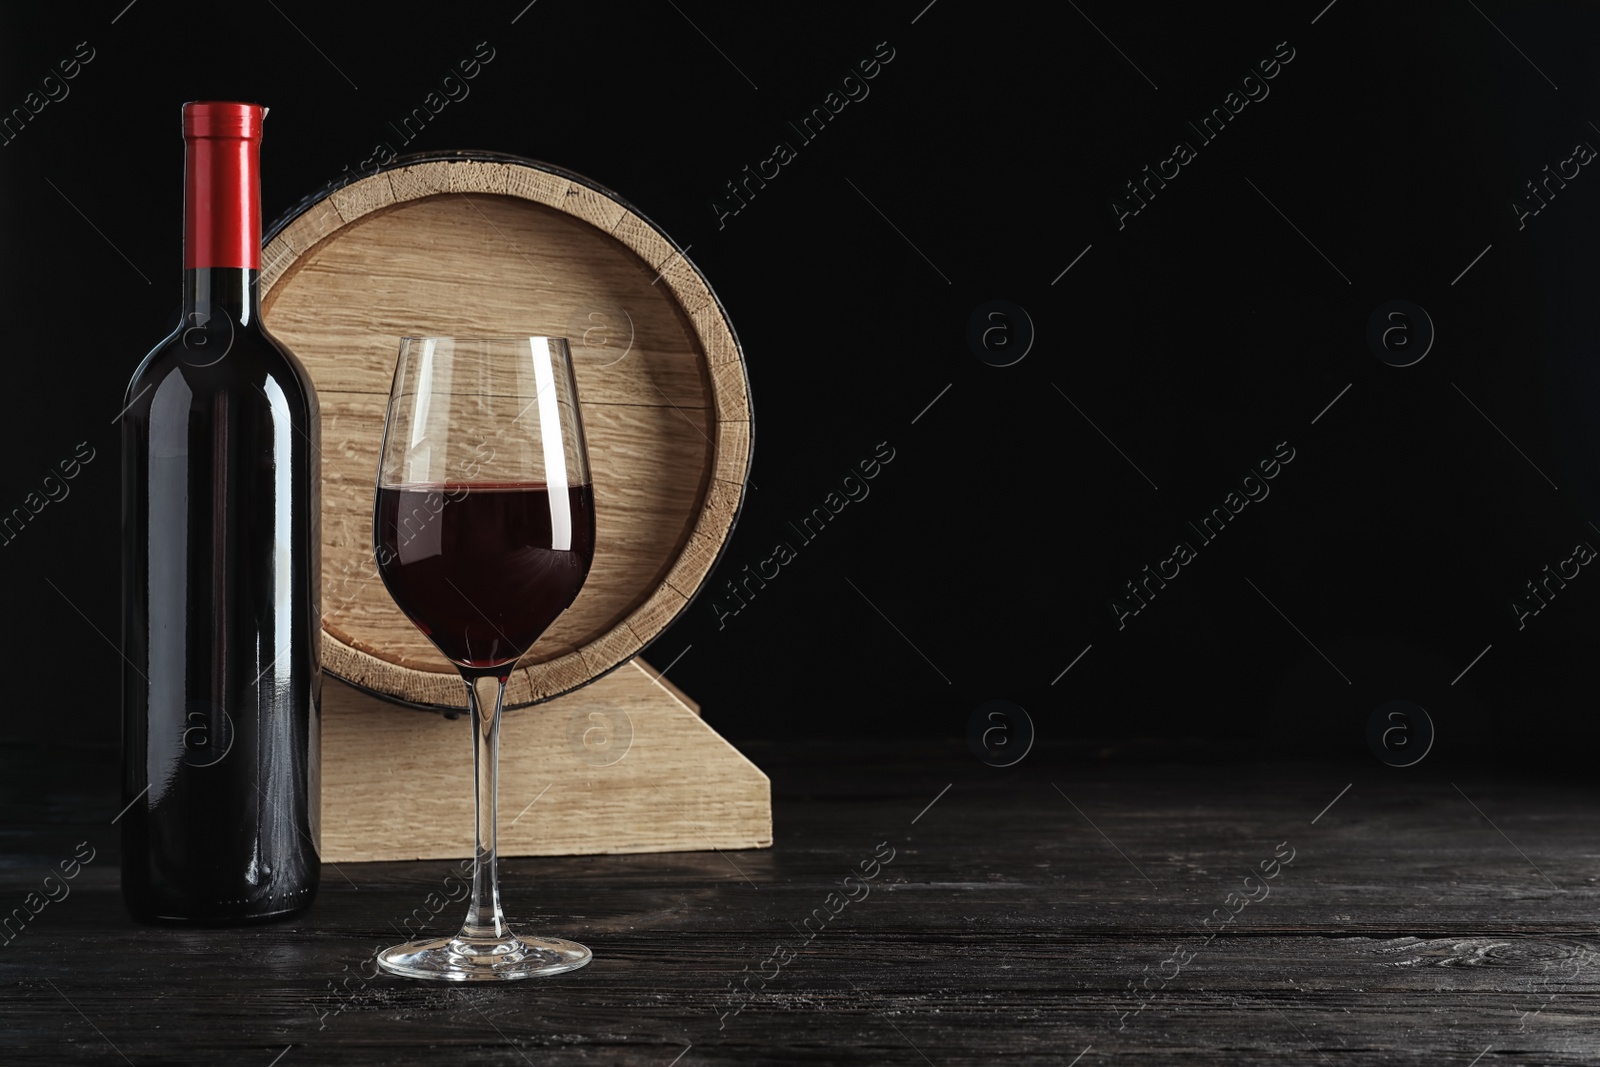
xmin=256 ymin=320 xmax=321 ymax=415
xmin=125 ymin=325 xmax=185 ymax=397
xmin=126 ymin=320 xmax=319 ymax=417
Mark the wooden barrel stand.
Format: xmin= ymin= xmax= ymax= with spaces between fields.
xmin=261 ymin=154 xmax=769 ymax=862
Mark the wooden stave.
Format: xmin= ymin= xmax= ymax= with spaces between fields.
xmin=260 ymin=151 xmax=752 ymax=713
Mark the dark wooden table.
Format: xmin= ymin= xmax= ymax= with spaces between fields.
xmin=3 ymin=740 xmax=1598 ymax=1064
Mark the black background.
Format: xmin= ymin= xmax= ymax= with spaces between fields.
xmin=3 ymin=1 xmax=1598 ymax=771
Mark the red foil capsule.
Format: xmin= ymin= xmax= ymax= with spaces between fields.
xmin=181 ymin=101 xmax=265 ymax=269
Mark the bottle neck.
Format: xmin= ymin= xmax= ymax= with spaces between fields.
xmin=182 ymin=267 xmax=259 ymax=326
xmin=183 ymin=130 xmax=261 ymax=271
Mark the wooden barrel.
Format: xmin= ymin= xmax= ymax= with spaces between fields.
xmin=259 ymin=152 xmax=750 ymax=712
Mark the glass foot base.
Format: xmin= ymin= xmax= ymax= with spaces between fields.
xmin=376 ymin=931 xmax=592 ymax=981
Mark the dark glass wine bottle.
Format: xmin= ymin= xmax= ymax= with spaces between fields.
xmin=120 ymin=101 xmax=321 ymax=924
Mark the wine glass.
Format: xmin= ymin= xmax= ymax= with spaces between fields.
xmin=371 ymin=336 xmax=596 ymax=981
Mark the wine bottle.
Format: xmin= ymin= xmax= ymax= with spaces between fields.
xmin=120 ymin=101 xmax=321 ymax=923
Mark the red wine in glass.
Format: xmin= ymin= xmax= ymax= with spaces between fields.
xmin=370 ymin=335 xmax=597 ymax=981
xmin=374 ymin=482 xmax=596 ymax=675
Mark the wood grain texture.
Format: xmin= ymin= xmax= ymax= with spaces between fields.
xmin=259 ymin=158 xmax=751 ymax=711
xmin=4 ymin=749 xmax=1599 ymax=1064
xmin=319 ymin=665 xmax=770 ymax=863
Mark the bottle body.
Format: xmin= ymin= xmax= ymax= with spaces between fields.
xmin=120 ymin=103 xmax=321 ymax=924
xmin=120 ymin=270 xmax=321 ymax=923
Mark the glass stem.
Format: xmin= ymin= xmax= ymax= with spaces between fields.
xmin=460 ymin=673 xmax=509 ymax=941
